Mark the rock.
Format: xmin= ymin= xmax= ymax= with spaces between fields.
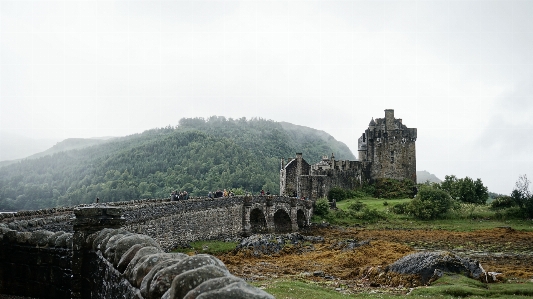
xmin=47 ymin=231 xmax=65 ymax=247
xmin=236 ymin=233 xmax=323 ymax=256
xmin=117 ymin=244 xmax=143 ymax=273
xmin=148 ymin=254 xmax=227 ymax=299
xmin=124 ymin=246 xmax=162 ymax=281
xmin=131 ymin=253 xmax=184 ymax=288
xmin=140 ymin=255 xmax=188 ymax=297
xmin=195 ymin=281 xmax=275 ymax=299
xmin=103 ymin=233 xmax=128 ymax=262
xmin=182 ymin=275 xmax=243 ymax=299
xmin=91 ymin=228 xmax=115 ymax=251
xmin=166 ymin=265 xmax=229 ymax=299
xmin=113 ymin=234 xmax=160 ymax=267
xmin=389 ymin=251 xmax=487 ymax=284
xmin=28 ymin=230 xmax=54 ymax=246
xmin=55 ymin=233 xmax=72 ymax=248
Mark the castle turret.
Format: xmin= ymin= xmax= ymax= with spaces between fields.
xmin=385 ymin=109 xmax=394 ymax=130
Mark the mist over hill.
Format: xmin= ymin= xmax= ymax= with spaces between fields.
xmin=0 ymin=117 xmax=354 ymax=211
xmin=416 ymin=170 xmax=442 ymax=184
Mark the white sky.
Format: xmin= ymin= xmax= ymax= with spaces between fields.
xmin=0 ymin=0 xmax=532 ymax=194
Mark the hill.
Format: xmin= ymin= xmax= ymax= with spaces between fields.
xmin=0 ymin=117 xmax=354 ymax=210
xmin=416 ymin=170 xmax=442 ymax=184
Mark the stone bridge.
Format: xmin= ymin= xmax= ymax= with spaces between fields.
xmin=243 ymin=196 xmax=313 ymax=236
xmin=0 ymin=196 xmax=315 ymax=298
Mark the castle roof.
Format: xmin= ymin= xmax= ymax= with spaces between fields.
xmin=369 ymin=118 xmax=376 ymax=126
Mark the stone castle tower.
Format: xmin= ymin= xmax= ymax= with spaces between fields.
xmin=280 ymin=109 xmax=416 ymax=199
xmin=358 ymin=109 xmax=417 ymax=182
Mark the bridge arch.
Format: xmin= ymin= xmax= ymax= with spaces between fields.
xmin=273 ymin=208 xmax=292 ymax=233
xmin=249 ymin=208 xmax=268 ymax=233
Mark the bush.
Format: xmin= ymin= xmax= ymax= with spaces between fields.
xmin=373 ymin=178 xmax=416 ymax=199
xmin=407 ymin=186 xmax=454 ymax=220
xmin=358 ymin=207 xmax=386 ymax=221
xmin=390 ymin=202 xmax=409 ymax=214
xmin=348 ymin=201 xmax=365 ymax=212
xmin=490 ymin=196 xmax=516 ymax=210
xmin=439 ymin=175 xmax=488 ymax=204
xmin=511 ymin=175 xmax=533 ymax=218
xmin=314 ymin=198 xmax=331 ymax=217
xmin=328 ymin=187 xmax=347 ymax=201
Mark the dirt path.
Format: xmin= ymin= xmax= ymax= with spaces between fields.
xmin=217 ymin=227 xmax=533 ymax=286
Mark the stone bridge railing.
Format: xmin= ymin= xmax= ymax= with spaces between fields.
xmin=0 ymin=196 xmax=314 ymax=250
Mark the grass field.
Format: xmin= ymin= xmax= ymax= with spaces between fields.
xmin=255 ymin=275 xmax=533 ymax=299
xmin=330 ymin=197 xmax=533 ymax=231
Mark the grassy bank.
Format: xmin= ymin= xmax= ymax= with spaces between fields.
xmin=318 ymin=197 xmax=533 ymax=232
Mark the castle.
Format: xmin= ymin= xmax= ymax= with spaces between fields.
xmin=280 ymin=109 xmax=417 ymax=199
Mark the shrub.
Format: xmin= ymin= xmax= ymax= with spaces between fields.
xmin=348 ymin=201 xmax=365 ymax=212
xmin=314 ymin=198 xmax=331 ymax=217
xmin=490 ymin=196 xmax=516 ymax=210
xmin=328 ymin=187 xmax=347 ymax=201
xmin=390 ymin=202 xmax=409 ymax=214
xmin=373 ymin=178 xmax=416 ymax=199
xmin=358 ymin=207 xmax=386 ymax=221
xmin=438 ymin=175 xmax=488 ymax=204
xmin=407 ymin=186 xmax=454 ymax=220
xmin=511 ymin=174 xmax=533 ymax=218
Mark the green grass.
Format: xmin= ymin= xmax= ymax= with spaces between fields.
xmin=255 ymin=277 xmax=533 ymax=299
xmin=171 ymin=240 xmax=238 ymax=255
xmin=410 ymin=274 xmax=533 ymax=298
xmin=324 ymin=197 xmax=533 ymax=232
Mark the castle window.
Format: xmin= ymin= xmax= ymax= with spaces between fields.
xmin=363 ymin=133 xmax=366 ymax=142
xmin=390 ymin=151 xmax=395 ymax=164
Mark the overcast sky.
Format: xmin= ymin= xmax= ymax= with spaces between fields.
xmin=1 ymin=0 xmax=532 ymax=194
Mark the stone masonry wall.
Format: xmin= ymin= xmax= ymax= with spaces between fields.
xmin=0 ymin=227 xmax=73 ymax=298
xmin=121 ymin=198 xmax=244 ymax=250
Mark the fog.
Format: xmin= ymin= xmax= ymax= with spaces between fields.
xmin=1 ymin=0 xmax=532 ymax=194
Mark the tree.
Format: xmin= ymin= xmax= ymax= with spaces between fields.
xmin=511 ymin=174 xmax=533 ymax=218
xmin=407 ymin=185 xmax=454 ymax=220
xmin=438 ymin=175 xmax=488 ymax=204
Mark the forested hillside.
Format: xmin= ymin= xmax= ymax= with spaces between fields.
xmin=0 ymin=117 xmax=354 ymax=211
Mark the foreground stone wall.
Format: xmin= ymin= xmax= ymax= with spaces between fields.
xmin=85 ymin=227 xmax=274 ymax=299
xmin=0 ymin=226 xmax=73 ymax=298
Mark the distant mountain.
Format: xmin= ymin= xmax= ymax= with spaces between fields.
xmin=417 ymin=170 xmax=442 ymax=184
xmin=0 ymin=131 xmax=58 ymax=162
xmin=0 ymin=117 xmax=355 ymax=210
xmin=25 ymin=137 xmax=115 ymax=160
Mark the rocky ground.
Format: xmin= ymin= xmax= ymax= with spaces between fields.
xmin=216 ymin=226 xmax=533 ymax=293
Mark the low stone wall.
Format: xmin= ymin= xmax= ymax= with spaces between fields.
xmin=0 ymin=227 xmax=73 ymax=298
xmin=85 ymin=227 xmax=274 ymax=299
xmin=120 ymin=198 xmax=244 ymax=250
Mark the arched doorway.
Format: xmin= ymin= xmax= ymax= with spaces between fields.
xmin=250 ymin=208 xmax=267 ymax=233
xmin=273 ymin=209 xmax=292 ymax=233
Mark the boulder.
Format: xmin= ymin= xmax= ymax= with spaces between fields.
xmin=195 ymin=281 xmax=275 ymax=299
xmin=388 ymin=251 xmax=487 ymax=285
xmin=148 ymin=254 xmax=227 ymax=299
xmin=182 ymin=275 xmax=243 ymax=299
xmin=165 ymin=265 xmax=229 ymax=299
